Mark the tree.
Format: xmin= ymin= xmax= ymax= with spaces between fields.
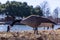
xmin=40 ymin=1 xmax=50 ymax=17
xmin=0 ymin=1 xmax=43 ymax=18
xmin=53 ymin=7 xmax=60 ymax=24
xmin=53 ymin=7 xmax=59 ymax=18
xmin=32 ymin=6 xmax=43 ymax=16
xmin=5 ymin=1 xmax=32 ymax=17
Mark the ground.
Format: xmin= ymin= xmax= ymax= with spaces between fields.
xmin=0 ymin=30 xmax=60 ymax=40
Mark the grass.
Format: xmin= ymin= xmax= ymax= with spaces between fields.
xmin=0 ymin=30 xmax=60 ymax=40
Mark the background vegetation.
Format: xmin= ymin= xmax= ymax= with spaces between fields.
xmin=0 ymin=1 xmax=43 ymax=18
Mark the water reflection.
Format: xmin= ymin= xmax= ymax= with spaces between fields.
xmin=0 ymin=25 xmax=60 ymax=32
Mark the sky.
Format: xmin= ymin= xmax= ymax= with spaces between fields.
xmin=0 ymin=0 xmax=60 ymax=17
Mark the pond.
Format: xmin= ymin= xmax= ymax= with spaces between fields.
xmin=0 ymin=25 xmax=60 ymax=32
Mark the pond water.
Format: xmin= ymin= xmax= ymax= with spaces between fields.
xmin=0 ymin=25 xmax=60 ymax=32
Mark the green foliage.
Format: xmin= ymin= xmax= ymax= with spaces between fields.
xmin=0 ymin=1 xmax=43 ymax=17
xmin=31 ymin=6 xmax=43 ymax=16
